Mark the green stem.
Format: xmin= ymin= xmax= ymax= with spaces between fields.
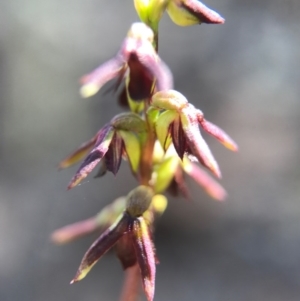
xmin=139 ymin=100 xmax=156 ymax=186
xmin=138 ymin=26 xmax=159 ymax=186
xmin=154 ymin=29 xmax=158 ymax=52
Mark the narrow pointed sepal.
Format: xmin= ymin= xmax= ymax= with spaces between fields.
xmin=51 ymin=198 xmax=126 ymax=245
xmin=167 ymin=171 xmax=190 ymax=198
xmin=70 ymin=213 xmax=130 ymax=284
xmin=197 ymin=114 xmax=238 ymax=151
xmin=80 ymin=57 xmax=125 ymax=98
xmin=95 ymin=197 xmax=126 ymax=229
xmin=173 ymin=166 xmax=191 ymax=198
xmin=182 ymin=158 xmax=227 ymax=201
xmin=183 ymin=0 xmax=225 ymax=24
xmin=67 ymin=153 xmax=102 ymax=189
xmin=51 ymin=217 xmax=98 ymax=245
xmin=59 ymin=135 xmax=97 ymax=169
xmin=167 ymin=0 xmax=225 ymax=26
xmin=132 ymin=217 xmax=156 ymax=301
xmin=180 ymin=110 xmax=221 ymax=178
xmin=67 ymin=126 xmax=115 ymax=189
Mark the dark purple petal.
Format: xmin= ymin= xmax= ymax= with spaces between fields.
xmin=132 ymin=218 xmax=156 ymax=301
xmin=171 ymin=117 xmax=187 ymax=159
xmin=115 ymin=233 xmax=137 ymax=270
xmin=71 ymin=213 xmax=131 ymax=283
xmin=93 ymin=160 xmax=107 ymax=178
xmin=94 ymin=124 xmax=114 ymax=146
xmin=118 ymin=85 xmax=129 ymax=107
xmin=166 ymin=166 xmax=191 ymax=199
xmin=105 ymin=133 xmax=124 ymax=175
xmin=155 ymin=110 xmax=178 ymax=150
xmin=68 ymin=125 xmax=115 ymax=189
xmin=137 ymin=47 xmax=173 ymax=93
xmin=173 ymin=166 xmax=191 ymax=199
xmin=182 ymin=0 xmax=225 ymax=24
xmin=127 ymin=53 xmax=154 ymax=101
xmin=166 ymin=177 xmax=181 ymax=197
xmin=68 ymin=152 xmax=103 ymax=189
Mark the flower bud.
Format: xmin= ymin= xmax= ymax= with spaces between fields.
xmin=134 ymin=0 xmax=169 ymax=32
xmin=126 ymin=186 xmax=154 ymax=217
xmin=151 ymin=194 xmax=168 ymax=215
xmin=152 ymin=90 xmax=188 ymax=111
xmin=111 ymin=112 xmax=147 ymax=133
xmin=127 ymin=21 xmax=155 ymax=43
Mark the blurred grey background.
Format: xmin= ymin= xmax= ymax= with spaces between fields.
xmin=1 ymin=0 xmax=300 ymax=300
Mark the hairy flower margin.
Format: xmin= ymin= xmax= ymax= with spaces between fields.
xmin=53 ymin=1 xmax=237 ymax=301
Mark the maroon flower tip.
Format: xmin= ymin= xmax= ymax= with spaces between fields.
xmin=71 ymin=214 xmax=130 ymax=283
xmin=132 ymin=218 xmax=156 ymax=301
xmin=67 ymin=156 xmax=101 ymax=190
xmin=185 ymin=160 xmax=227 ymax=201
xmin=51 ymin=217 xmax=97 ymax=245
xmin=197 ymin=114 xmax=238 ymax=152
xmin=184 ymin=0 xmax=225 ymax=24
